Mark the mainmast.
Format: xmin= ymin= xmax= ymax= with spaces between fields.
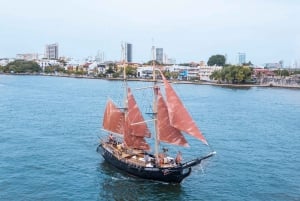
xmin=152 ymin=45 xmax=159 ymax=166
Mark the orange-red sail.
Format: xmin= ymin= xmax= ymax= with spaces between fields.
xmin=124 ymin=88 xmax=151 ymax=150
xmin=156 ymin=87 xmax=188 ymax=147
xmin=102 ymin=99 xmax=124 ymax=135
xmin=160 ymin=73 xmax=208 ymax=145
xmin=124 ymin=130 xmax=150 ymax=150
xmin=127 ymin=88 xmax=151 ymax=138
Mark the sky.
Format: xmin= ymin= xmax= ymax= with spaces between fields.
xmin=0 ymin=0 xmax=300 ymax=66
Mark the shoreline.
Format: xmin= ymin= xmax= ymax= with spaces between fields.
xmin=1 ymin=72 xmax=300 ymax=90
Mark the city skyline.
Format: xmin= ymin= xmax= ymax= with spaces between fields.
xmin=1 ymin=0 xmax=300 ymax=66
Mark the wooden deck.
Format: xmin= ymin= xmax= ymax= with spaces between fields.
xmin=103 ymin=142 xmax=177 ymax=168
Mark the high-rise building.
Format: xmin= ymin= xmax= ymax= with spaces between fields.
xmin=238 ymin=52 xmax=246 ymax=65
xmin=125 ymin=43 xmax=132 ymax=62
xmin=156 ymin=48 xmax=163 ymax=64
xmin=45 ymin=43 xmax=59 ymax=60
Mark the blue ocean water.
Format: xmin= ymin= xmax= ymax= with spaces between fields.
xmin=0 ymin=75 xmax=299 ymax=201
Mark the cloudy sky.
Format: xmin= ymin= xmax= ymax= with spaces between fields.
xmin=0 ymin=0 xmax=299 ymax=66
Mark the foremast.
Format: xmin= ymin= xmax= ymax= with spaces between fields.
xmin=152 ymin=45 xmax=160 ymax=166
xmin=120 ymin=43 xmax=151 ymax=150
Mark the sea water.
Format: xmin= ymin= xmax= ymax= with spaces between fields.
xmin=0 ymin=75 xmax=299 ymax=201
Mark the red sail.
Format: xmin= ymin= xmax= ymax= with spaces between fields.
xmin=161 ymin=73 xmax=208 ymax=145
xmin=127 ymin=88 xmax=151 ymax=138
xmin=102 ymin=99 xmax=124 ymax=135
xmin=124 ymin=88 xmax=150 ymax=150
xmin=124 ymin=131 xmax=150 ymax=150
xmin=156 ymin=88 xmax=189 ymax=147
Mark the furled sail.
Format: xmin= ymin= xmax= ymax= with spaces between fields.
xmin=160 ymin=73 xmax=208 ymax=145
xmin=102 ymin=99 xmax=124 ymax=135
xmin=156 ymin=87 xmax=189 ymax=147
xmin=124 ymin=88 xmax=151 ymax=150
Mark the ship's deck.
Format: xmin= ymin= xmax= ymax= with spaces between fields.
xmin=102 ymin=141 xmax=177 ymax=168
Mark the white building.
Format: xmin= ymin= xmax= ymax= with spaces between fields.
xmin=199 ymin=65 xmax=222 ymax=81
xmin=37 ymin=59 xmax=61 ymax=71
xmin=137 ymin=65 xmax=222 ymax=81
xmin=137 ymin=66 xmax=153 ymax=78
xmin=87 ymin=62 xmax=99 ymax=74
xmin=16 ymin=53 xmax=39 ymax=61
xmin=0 ymin=58 xmax=12 ymax=66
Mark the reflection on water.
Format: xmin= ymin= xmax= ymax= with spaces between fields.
xmin=97 ymin=162 xmax=184 ymax=201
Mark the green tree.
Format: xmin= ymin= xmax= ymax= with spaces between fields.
xmin=112 ymin=72 xmax=120 ymax=78
xmin=144 ymin=60 xmax=161 ymax=65
xmin=170 ymin=71 xmax=179 ymax=79
xmin=292 ymin=70 xmax=300 ymax=75
xmin=106 ymin=66 xmax=115 ymax=74
xmin=274 ymin=69 xmax=289 ymax=77
xmin=243 ymin=61 xmax=253 ymax=66
xmin=125 ymin=66 xmax=137 ymax=77
xmin=44 ymin=65 xmax=65 ymax=73
xmin=210 ymin=65 xmax=252 ymax=84
xmin=207 ymin=55 xmax=226 ymax=66
xmin=178 ymin=63 xmax=190 ymax=66
xmin=162 ymin=70 xmax=172 ymax=79
xmin=5 ymin=60 xmax=41 ymax=73
xmin=209 ymin=70 xmax=222 ymax=83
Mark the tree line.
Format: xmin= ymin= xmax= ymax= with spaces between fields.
xmin=0 ymin=60 xmax=41 ymax=73
xmin=210 ymin=65 xmax=253 ymax=84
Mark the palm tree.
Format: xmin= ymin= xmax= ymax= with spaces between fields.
xmin=210 ymin=70 xmax=222 ymax=83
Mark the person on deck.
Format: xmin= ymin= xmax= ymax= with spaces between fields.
xmin=175 ymin=151 xmax=182 ymax=165
xmin=144 ymin=154 xmax=149 ymax=164
xmin=108 ymin=134 xmax=115 ymax=144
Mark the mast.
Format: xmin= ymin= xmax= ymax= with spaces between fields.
xmin=122 ymin=42 xmax=128 ymax=144
xmin=122 ymin=42 xmax=126 ymax=82
xmin=152 ymin=45 xmax=159 ymax=165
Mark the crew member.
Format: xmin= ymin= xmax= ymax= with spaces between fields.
xmin=175 ymin=151 xmax=182 ymax=165
xmin=108 ymin=134 xmax=114 ymax=144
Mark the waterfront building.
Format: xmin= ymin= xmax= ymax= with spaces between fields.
xmin=156 ymin=48 xmax=163 ymax=64
xmin=85 ymin=62 xmax=99 ymax=75
xmin=253 ymin=68 xmax=275 ymax=77
xmin=45 ymin=43 xmax=59 ymax=60
xmin=199 ymin=65 xmax=222 ymax=81
xmin=164 ymin=65 xmax=199 ymax=80
xmin=0 ymin=58 xmax=13 ymax=66
xmin=38 ymin=59 xmax=61 ymax=71
xmin=136 ymin=66 xmax=153 ymax=78
xmin=97 ymin=63 xmax=108 ymax=74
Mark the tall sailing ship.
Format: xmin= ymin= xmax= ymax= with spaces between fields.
xmin=97 ymin=64 xmax=215 ymax=183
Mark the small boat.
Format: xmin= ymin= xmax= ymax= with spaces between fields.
xmin=97 ymin=55 xmax=215 ymax=183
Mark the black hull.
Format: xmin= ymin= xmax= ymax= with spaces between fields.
xmin=97 ymin=144 xmax=214 ymax=183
